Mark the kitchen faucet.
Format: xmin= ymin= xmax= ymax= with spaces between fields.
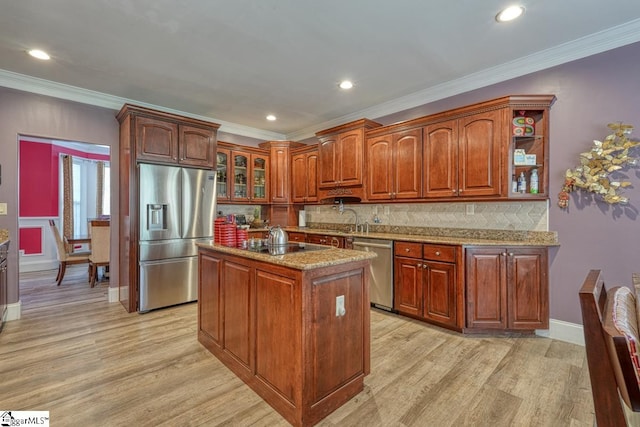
xmin=336 ymin=201 xmax=360 ymax=232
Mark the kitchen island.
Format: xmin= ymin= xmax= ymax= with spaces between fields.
xmin=197 ymin=242 xmax=376 ymax=427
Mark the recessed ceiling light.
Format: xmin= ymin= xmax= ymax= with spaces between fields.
xmin=28 ymin=49 xmax=50 ymax=60
xmin=496 ymin=5 xmax=525 ymax=22
xmin=266 ymin=114 xmax=277 ymax=121
xmin=339 ymin=80 xmax=354 ymax=90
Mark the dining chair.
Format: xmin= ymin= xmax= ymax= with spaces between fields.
xmin=88 ymin=220 xmax=110 ymax=287
xmin=48 ymin=220 xmax=91 ymax=286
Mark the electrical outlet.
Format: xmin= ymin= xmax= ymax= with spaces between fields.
xmin=466 ymin=204 xmax=474 ymax=215
xmin=384 ymin=206 xmax=390 ymax=215
xmin=336 ymin=295 xmax=346 ymax=317
xmin=0 ymin=202 xmax=7 ymax=215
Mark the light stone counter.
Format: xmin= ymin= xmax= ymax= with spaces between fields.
xmin=197 ymin=241 xmax=376 ymax=271
xmin=0 ymin=229 xmax=9 ymax=246
xmin=287 ymin=224 xmax=559 ymax=247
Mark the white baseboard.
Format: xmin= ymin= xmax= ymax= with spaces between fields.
xmin=536 ymin=318 xmax=584 ymax=346
xmin=6 ymin=300 xmax=22 ymax=321
xmin=108 ymin=286 xmax=119 ymax=303
xmin=19 ymin=261 xmax=58 ymax=273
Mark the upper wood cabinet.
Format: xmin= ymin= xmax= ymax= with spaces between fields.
xmin=135 ymin=115 xmax=217 ymax=168
xmin=366 ymin=129 xmax=422 ymax=200
xmin=423 ymin=110 xmax=503 ymax=199
xmin=316 ymin=119 xmax=382 ymax=189
xmin=217 ymin=142 xmax=269 ymax=204
xmin=259 ymin=141 xmax=304 ymax=204
xmin=291 ymin=146 xmax=318 ymax=203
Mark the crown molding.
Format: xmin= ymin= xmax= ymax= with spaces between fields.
xmin=0 ymin=69 xmax=285 ymax=141
xmin=2 ymin=18 xmax=640 ymax=143
xmin=286 ymin=18 xmax=640 ymax=141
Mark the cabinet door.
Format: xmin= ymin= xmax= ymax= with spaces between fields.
xmin=465 ymin=248 xmax=507 ymax=329
xmin=179 ymin=124 xmax=215 ymax=167
xmin=230 ymin=152 xmax=249 ymax=201
xmin=135 ymin=116 xmax=178 ymax=163
xmin=338 ymin=130 xmax=364 ymax=186
xmin=394 ymin=257 xmax=422 ymax=317
xmin=269 ymin=146 xmax=288 ymax=203
xmin=198 ymin=253 xmax=222 ymax=346
xmin=458 ymin=110 xmax=502 ymax=197
xmin=423 ymin=261 xmax=457 ymax=326
xmin=366 ymin=134 xmax=393 ymax=200
xmin=393 ymin=129 xmax=422 ymax=199
xmin=222 ymin=260 xmax=253 ymax=370
xmin=291 ymin=153 xmax=307 ymax=203
xmin=251 ymin=154 xmax=269 ymax=203
xmin=507 ymin=248 xmax=548 ymax=329
xmin=423 ymin=120 xmax=458 ymax=198
xmin=318 ymin=136 xmax=338 ymax=188
xmin=306 ymin=151 xmax=318 ymax=202
xmin=216 ymin=149 xmax=231 ymax=201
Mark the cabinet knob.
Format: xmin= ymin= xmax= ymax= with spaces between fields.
xmin=508 ymin=252 xmax=514 ymax=257
xmin=423 ymin=264 xmax=428 ymax=269
xmin=452 ymin=190 xmax=456 ymax=193
xmin=417 ymin=263 xmax=422 ymax=268
xmin=435 ymin=251 xmax=440 ymax=256
xmin=502 ymin=252 xmax=507 ymax=256
xmin=405 ymin=248 xmax=410 ymax=252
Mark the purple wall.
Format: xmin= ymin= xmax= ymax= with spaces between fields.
xmin=0 ymin=88 xmax=119 ymax=305
xmin=376 ymin=42 xmax=640 ymax=324
xmin=2 ymin=42 xmax=640 ymax=325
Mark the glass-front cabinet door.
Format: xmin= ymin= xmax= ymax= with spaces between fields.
xmin=232 ymin=153 xmax=249 ymax=201
xmin=216 ymin=149 xmax=230 ymax=201
xmin=251 ymin=155 xmax=268 ymax=202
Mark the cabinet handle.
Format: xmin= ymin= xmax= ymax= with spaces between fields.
xmin=435 ymin=251 xmax=440 ymax=256
xmin=452 ymin=190 xmax=456 ymax=193
xmin=405 ymin=248 xmax=410 ymax=252
xmin=508 ymin=252 xmax=514 ymax=257
xmin=417 ymin=263 xmax=422 ymax=268
xmin=502 ymin=252 xmax=507 ymax=256
xmin=423 ymin=264 xmax=428 ymax=269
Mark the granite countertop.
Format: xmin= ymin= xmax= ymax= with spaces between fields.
xmin=197 ymin=241 xmax=376 ymax=271
xmin=285 ymin=224 xmax=559 ymax=247
xmin=0 ymin=229 xmax=9 ymax=246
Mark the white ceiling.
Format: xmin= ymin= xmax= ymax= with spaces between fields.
xmin=2 ymin=1 xmax=640 ymax=141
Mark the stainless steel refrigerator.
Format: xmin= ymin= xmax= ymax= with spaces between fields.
xmin=138 ymin=163 xmax=217 ymax=312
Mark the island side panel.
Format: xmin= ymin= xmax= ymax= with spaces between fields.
xmin=222 ymin=259 xmax=254 ymax=371
xmin=198 ymin=252 xmax=222 ymax=346
xmin=302 ymin=260 xmax=371 ymax=425
xmin=254 ymin=268 xmax=302 ymax=406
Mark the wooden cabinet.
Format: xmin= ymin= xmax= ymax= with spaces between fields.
xmin=135 ymin=115 xmax=217 ymax=168
xmin=423 ymin=110 xmax=502 ymax=199
xmin=259 ymin=140 xmax=304 ymax=204
xmin=217 ymin=143 xmax=269 ymax=204
xmin=117 ymin=104 xmax=220 ymax=313
xmin=465 ymin=246 xmax=549 ymax=331
xmin=317 ymin=119 xmax=382 ymax=189
xmin=197 ymin=245 xmax=370 ymax=427
xmin=507 ymin=96 xmax=555 ymax=198
xmin=394 ymin=241 xmax=462 ymax=330
xmin=291 ymin=147 xmax=319 ymax=203
xmin=0 ymin=241 xmax=8 ymax=332
xmin=305 ymin=233 xmax=346 ymax=248
xmin=288 ymin=231 xmax=306 ymax=243
xmin=366 ymin=129 xmax=422 ymax=200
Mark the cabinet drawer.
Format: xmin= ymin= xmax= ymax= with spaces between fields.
xmin=423 ymin=244 xmax=456 ymax=262
xmin=395 ymin=242 xmax=422 ymax=259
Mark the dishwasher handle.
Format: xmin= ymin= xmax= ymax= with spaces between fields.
xmin=352 ymin=241 xmax=393 ymax=249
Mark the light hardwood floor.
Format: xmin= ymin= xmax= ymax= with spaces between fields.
xmin=1 ymin=265 xmax=595 ymax=426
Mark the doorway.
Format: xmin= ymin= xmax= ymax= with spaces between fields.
xmin=18 ymin=136 xmax=111 ymax=290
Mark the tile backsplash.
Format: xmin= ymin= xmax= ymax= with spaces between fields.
xmin=304 ymin=201 xmax=549 ymax=232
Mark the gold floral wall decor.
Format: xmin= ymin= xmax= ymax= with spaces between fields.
xmin=558 ymin=122 xmax=640 ymax=209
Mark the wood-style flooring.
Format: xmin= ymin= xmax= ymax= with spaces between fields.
xmin=0 ymin=265 xmax=595 ymax=426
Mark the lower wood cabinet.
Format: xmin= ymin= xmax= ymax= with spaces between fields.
xmin=465 ymin=246 xmax=549 ymax=331
xmin=394 ymin=242 xmax=463 ymax=330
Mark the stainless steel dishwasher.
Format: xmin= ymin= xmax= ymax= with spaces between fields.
xmin=352 ymin=237 xmax=394 ymax=311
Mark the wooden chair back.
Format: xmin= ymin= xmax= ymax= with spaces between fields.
xmin=579 ymin=269 xmax=640 ymax=426
xmin=89 ymin=221 xmax=110 ymax=263
xmin=48 ymin=219 xmax=68 ymax=261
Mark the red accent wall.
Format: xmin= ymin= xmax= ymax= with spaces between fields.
xmin=19 ymin=140 xmax=110 ymax=217
xmin=19 ymin=227 xmax=43 ymax=255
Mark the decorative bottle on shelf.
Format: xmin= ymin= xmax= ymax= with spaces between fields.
xmin=517 ymin=172 xmax=527 ymax=194
xmin=530 ymin=169 xmax=539 ymax=194
xmin=512 ymin=174 xmax=518 ymax=193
